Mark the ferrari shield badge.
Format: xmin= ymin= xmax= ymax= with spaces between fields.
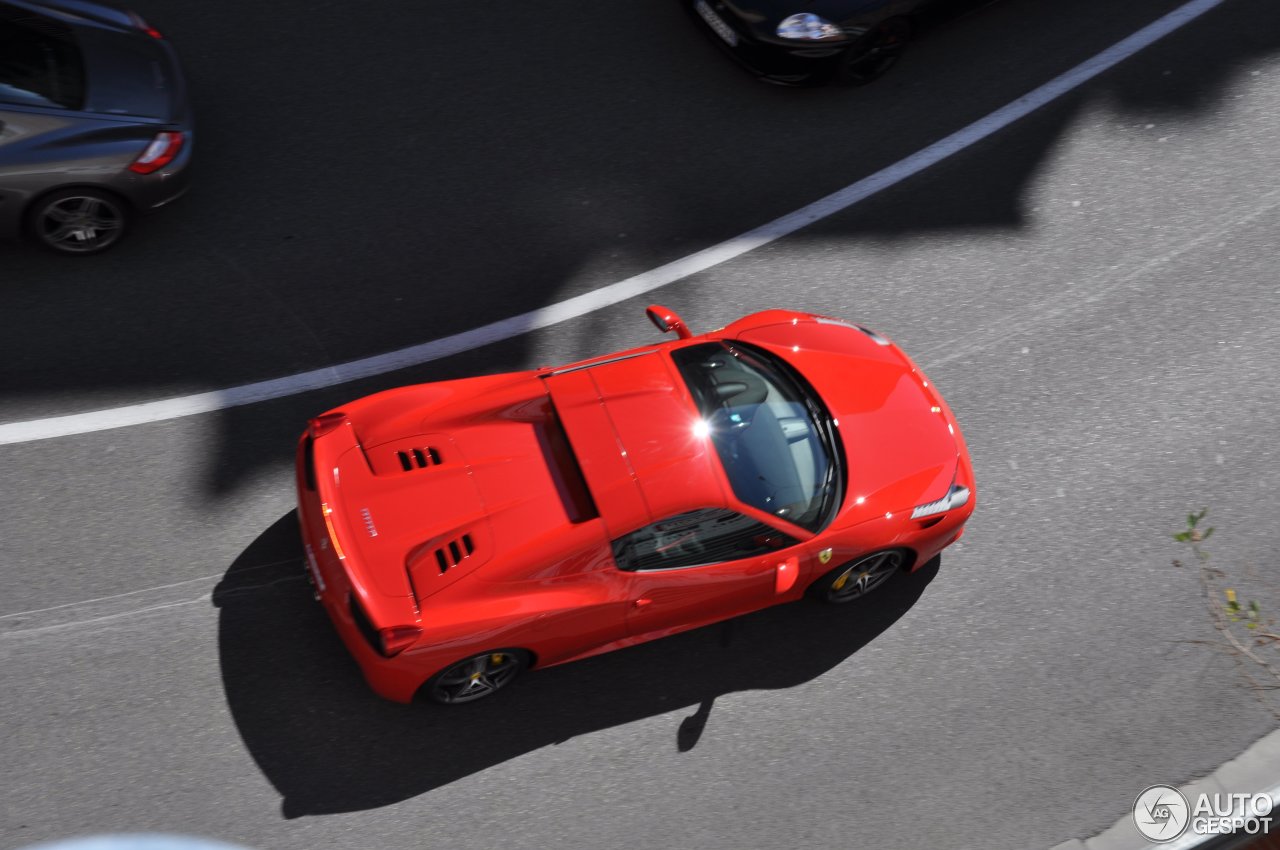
xmin=819 ymin=548 xmax=833 ymax=565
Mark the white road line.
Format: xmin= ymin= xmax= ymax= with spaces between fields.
xmin=0 ymin=0 xmax=1224 ymax=448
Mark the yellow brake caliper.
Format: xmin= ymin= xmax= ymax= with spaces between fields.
xmin=835 ymin=570 xmax=870 ymax=591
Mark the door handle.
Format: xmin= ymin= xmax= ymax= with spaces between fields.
xmin=774 ymin=555 xmax=800 ymax=594
xmin=633 ymin=598 xmax=652 ymax=609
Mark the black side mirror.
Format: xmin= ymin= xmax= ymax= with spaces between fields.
xmin=645 ymin=304 xmax=693 ymax=339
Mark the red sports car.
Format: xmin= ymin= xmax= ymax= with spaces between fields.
xmin=295 ymin=306 xmax=975 ymax=704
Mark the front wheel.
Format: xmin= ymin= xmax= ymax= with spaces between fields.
xmin=424 ymin=649 xmax=529 ymax=705
xmin=811 ymin=550 xmax=905 ymax=603
xmin=836 ymin=17 xmax=912 ymax=86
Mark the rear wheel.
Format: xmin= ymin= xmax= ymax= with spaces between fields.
xmin=425 ymin=649 xmax=529 ymax=704
xmin=836 ymin=17 xmax=912 ymax=86
xmin=811 ymin=550 xmax=905 ymax=603
xmin=27 ymin=188 xmax=129 ymax=255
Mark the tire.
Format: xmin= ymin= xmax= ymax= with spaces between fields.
xmin=810 ymin=549 xmax=905 ymax=604
xmin=836 ymin=17 xmax=912 ymax=86
xmin=424 ymin=649 xmax=529 ymax=705
xmin=27 ymin=188 xmax=130 ymax=255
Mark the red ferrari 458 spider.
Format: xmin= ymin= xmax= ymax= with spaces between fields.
xmin=295 ymin=305 xmax=975 ymax=704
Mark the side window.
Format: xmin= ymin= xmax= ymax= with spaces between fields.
xmin=612 ymin=508 xmax=797 ymax=572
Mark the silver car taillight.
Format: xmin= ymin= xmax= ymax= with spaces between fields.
xmin=128 ymin=131 xmax=184 ymax=174
xmin=127 ymin=11 xmax=163 ymax=38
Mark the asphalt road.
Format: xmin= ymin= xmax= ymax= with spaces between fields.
xmin=2 ymin=1 xmax=1279 ymax=848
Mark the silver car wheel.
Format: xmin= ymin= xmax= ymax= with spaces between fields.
xmin=33 ymin=191 xmax=127 ymax=255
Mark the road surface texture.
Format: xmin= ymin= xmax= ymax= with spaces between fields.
xmin=2 ymin=1 xmax=1278 ymax=848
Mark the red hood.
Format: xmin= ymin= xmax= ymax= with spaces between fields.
xmin=737 ymin=320 xmax=960 ymax=526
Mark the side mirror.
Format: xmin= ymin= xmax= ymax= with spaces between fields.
xmin=645 ymin=304 xmax=693 ymax=339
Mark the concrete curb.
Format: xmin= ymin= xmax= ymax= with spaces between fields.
xmin=1051 ymin=727 xmax=1280 ymax=850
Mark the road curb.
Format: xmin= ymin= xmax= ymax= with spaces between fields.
xmin=1051 ymin=727 xmax=1280 ymax=850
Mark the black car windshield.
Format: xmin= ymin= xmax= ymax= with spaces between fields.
xmin=671 ymin=341 xmax=842 ymax=532
xmin=0 ymin=8 xmax=86 ymax=110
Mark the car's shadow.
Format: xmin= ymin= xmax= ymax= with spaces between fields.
xmin=215 ymin=512 xmax=941 ymax=818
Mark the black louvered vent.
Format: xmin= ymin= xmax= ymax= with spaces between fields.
xmin=435 ymin=533 xmax=475 ymax=574
xmin=396 ymin=446 xmax=442 ymax=471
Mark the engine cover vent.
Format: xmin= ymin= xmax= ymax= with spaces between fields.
xmin=396 ymin=446 xmax=442 ymax=471
xmin=435 ymin=533 xmax=475 ymax=574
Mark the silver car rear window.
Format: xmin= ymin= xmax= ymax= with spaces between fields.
xmin=0 ymin=9 xmax=86 ymax=110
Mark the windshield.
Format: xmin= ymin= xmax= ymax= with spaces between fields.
xmin=0 ymin=8 xmax=85 ymax=110
xmin=671 ymin=341 xmax=842 ymax=532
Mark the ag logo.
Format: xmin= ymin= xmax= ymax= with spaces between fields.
xmin=818 ymin=548 xmax=833 ymax=565
xmin=1133 ymin=785 xmax=1190 ymax=842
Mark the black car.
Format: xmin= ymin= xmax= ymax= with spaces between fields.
xmin=0 ymin=0 xmax=191 ymax=255
xmin=688 ymin=0 xmax=965 ymax=86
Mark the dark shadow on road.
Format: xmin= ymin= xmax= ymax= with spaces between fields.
xmin=1 ymin=0 xmax=1277 ymax=501
xmin=214 ymin=512 xmax=940 ymax=817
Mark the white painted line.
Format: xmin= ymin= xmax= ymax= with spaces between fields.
xmin=0 ymin=0 xmax=1225 ymax=447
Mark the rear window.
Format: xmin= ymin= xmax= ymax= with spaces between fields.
xmin=0 ymin=8 xmax=86 ymax=109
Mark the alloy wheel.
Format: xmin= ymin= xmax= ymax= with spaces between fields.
xmin=34 ymin=193 xmax=126 ymax=255
xmin=428 ymin=651 xmax=525 ymax=704
xmin=825 ymin=550 xmax=903 ymax=603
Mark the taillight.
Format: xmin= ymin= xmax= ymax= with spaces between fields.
xmin=379 ymin=626 xmax=422 ymax=657
xmin=309 ymin=412 xmax=348 ymax=438
xmin=128 ymin=131 xmax=184 ymax=174
xmin=127 ymin=11 xmax=163 ymax=38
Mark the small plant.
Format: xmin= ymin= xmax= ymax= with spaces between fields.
xmin=1172 ymin=508 xmax=1213 ymax=557
xmin=1172 ymin=508 xmax=1279 ymax=718
xmin=1223 ymin=588 xmax=1262 ymax=631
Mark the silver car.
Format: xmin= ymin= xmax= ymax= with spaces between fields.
xmin=0 ymin=0 xmax=192 ymax=255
